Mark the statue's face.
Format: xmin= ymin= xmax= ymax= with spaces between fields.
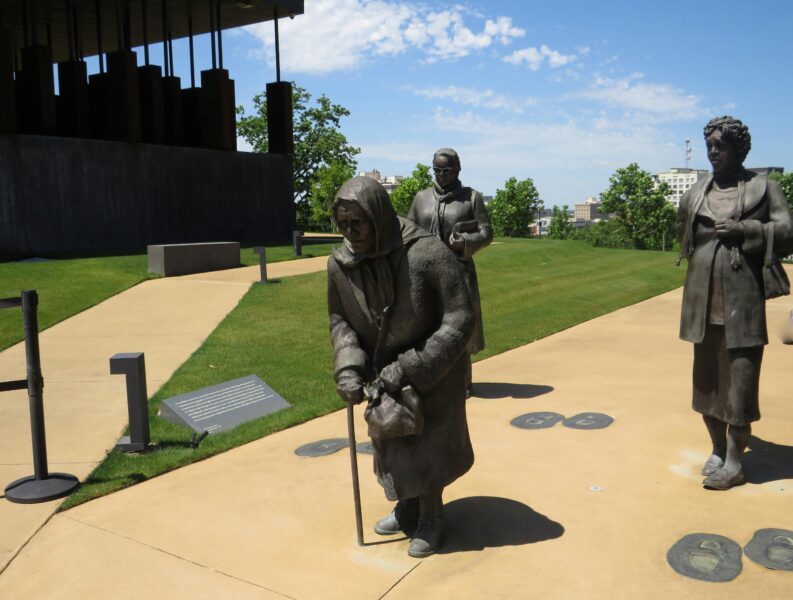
xmin=706 ymin=130 xmax=741 ymax=179
xmin=335 ymin=201 xmax=375 ymax=255
xmin=433 ymin=155 xmax=459 ymax=189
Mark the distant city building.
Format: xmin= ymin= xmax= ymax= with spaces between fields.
xmin=574 ymin=197 xmax=603 ymax=222
xmin=531 ymin=208 xmax=556 ymax=237
xmin=747 ymin=167 xmax=784 ymax=175
xmin=358 ymin=169 xmax=404 ymax=194
xmin=654 ymin=168 xmax=709 ymax=208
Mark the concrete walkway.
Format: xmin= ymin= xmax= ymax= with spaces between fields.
xmin=0 ymin=257 xmax=327 ymax=572
xmin=1 ymin=260 xmax=792 ymax=598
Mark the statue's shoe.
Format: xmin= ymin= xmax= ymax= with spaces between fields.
xmin=374 ymin=498 xmax=418 ymax=535
xmin=407 ymin=518 xmax=443 ymax=558
xmin=701 ymin=455 xmax=724 ymax=476
xmin=703 ymin=469 xmax=746 ymax=490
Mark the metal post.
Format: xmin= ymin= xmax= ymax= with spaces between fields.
xmin=216 ymin=0 xmax=223 ymax=69
xmin=209 ymin=0 xmax=216 ymax=69
xmin=22 ymin=290 xmax=48 ymax=479
xmin=188 ymin=10 xmax=194 ymax=87
xmin=66 ymin=0 xmax=76 ymax=61
xmin=293 ymin=230 xmax=302 ymax=256
xmin=274 ymin=7 xmax=280 ymax=82
xmin=115 ymin=0 xmax=124 ymax=51
xmin=74 ymin=2 xmax=83 ymax=61
xmin=142 ymin=0 xmax=149 ymax=65
xmin=161 ymin=0 xmax=168 ymax=75
xmin=253 ymin=247 xmax=268 ymax=284
xmin=4 ymin=290 xmax=79 ymax=504
xmin=95 ymin=0 xmax=104 ymax=72
xmin=110 ymin=353 xmax=150 ymax=452
xmin=346 ymin=403 xmax=364 ymax=546
xmin=168 ymin=31 xmax=173 ymax=76
xmin=29 ymin=0 xmax=38 ymax=45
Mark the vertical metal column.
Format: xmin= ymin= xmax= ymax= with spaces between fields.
xmin=188 ymin=9 xmax=195 ymax=87
xmin=66 ymin=0 xmax=76 ymax=61
xmin=274 ymin=7 xmax=280 ymax=82
xmin=4 ymin=291 xmax=79 ymax=504
xmin=142 ymin=0 xmax=149 ymax=65
xmin=216 ymin=0 xmax=223 ymax=69
xmin=209 ymin=0 xmax=216 ymax=69
xmin=161 ymin=0 xmax=168 ymax=75
xmin=253 ymin=247 xmax=268 ymax=284
xmin=95 ymin=0 xmax=104 ymax=72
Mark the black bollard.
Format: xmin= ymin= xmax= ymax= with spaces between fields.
xmin=5 ymin=290 xmax=79 ymax=504
xmin=293 ymin=231 xmax=303 ymax=256
xmin=253 ymin=246 xmax=268 ymax=284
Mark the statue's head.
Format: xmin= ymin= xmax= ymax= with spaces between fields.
xmin=703 ymin=116 xmax=751 ymax=178
xmin=433 ymin=148 xmax=461 ymax=189
xmin=332 ymin=176 xmax=400 ymax=257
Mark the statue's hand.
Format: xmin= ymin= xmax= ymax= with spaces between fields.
xmin=379 ymin=361 xmax=407 ymax=393
xmin=336 ymin=369 xmax=364 ymax=404
xmin=715 ymin=219 xmax=744 ymax=240
xmin=449 ymin=233 xmax=465 ymax=253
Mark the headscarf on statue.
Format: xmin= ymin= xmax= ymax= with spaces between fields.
xmin=331 ymin=176 xmax=431 ymax=325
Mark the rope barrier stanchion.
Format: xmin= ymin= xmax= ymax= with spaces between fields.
xmin=3 ymin=290 xmax=79 ymax=504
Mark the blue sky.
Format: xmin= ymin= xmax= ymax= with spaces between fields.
xmin=159 ymin=0 xmax=792 ymax=205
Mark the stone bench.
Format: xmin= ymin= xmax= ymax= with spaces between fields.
xmin=147 ymin=242 xmax=240 ymax=276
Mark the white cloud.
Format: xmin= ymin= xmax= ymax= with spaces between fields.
xmin=408 ymin=85 xmax=538 ymax=113
xmin=504 ymin=44 xmax=576 ymax=70
xmin=360 ymin=107 xmax=683 ymax=204
xmin=577 ymin=74 xmax=706 ymax=121
xmin=243 ymin=0 xmax=524 ymax=73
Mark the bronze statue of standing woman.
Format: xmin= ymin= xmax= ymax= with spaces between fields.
xmin=408 ymin=149 xmax=492 ymax=392
xmin=328 ymin=177 xmax=475 ymax=556
xmin=677 ymin=116 xmax=793 ymax=490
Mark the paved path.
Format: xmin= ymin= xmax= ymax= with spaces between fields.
xmin=1 ymin=261 xmax=792 ymax=598
xmin=0 ymin=257 xmax=327 ymax=572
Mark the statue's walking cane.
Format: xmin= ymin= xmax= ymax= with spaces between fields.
xmin=346 ymin=401 xmax=364 ymax=546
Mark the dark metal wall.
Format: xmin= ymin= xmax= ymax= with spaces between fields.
xmin=0 ymin=134 xmax=295 ymax=258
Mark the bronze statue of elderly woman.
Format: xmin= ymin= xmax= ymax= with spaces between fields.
xmin=327 ymin=176 xmax=475 ymax=556
xmin=677 ymin=116 xmax=793 ymax=490
xmin=407 ymin=148 xmax=493 ymax=394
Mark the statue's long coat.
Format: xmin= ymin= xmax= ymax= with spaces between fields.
xmin=408 ymin=185 xmax=492 ymax=354
xmin=328 ymin=178 xmax=475 ymax=500
xmin=677 ymin=171 xmax=793 ymax=348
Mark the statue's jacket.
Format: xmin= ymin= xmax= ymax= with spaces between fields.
xmin=328 ymin=192 xmax=475 ymax=500
xmin=408 ymin=184 xmax=492 ymax=354
xmin=677 ymin=170 xmax=793 ymax=348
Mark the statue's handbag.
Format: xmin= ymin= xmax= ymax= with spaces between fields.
xmin=762 ymin=222 xmax=790 ymax=299
xmin=364 ymin=384 xmax=424 ymax=439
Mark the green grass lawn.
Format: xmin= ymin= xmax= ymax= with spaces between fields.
xmin=0 ymin=242 xmax=337 ymax=352
xmin=61 ymin=239 xmax=685 ymax=509
xmin=0 ymin=255 xmax=157 ymax=352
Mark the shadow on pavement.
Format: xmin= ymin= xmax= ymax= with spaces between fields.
xmin=472 ymin=383 xmax=554 ymax=400
xmin=438 ymin=496 xmax=564 ymax=554
xmin=744 ymin=436 xmax=793 ymax=484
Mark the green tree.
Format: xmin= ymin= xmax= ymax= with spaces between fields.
xmin=768 ymin=172 xmax=793 ymax=212
xmin=599 ymin=163 xmax=676 ymax=250
xmin=237 ymin=84 xmax=360 ymax=229
xmin=489 ymin=176 xmax=543 ymax=237
xmin=548 ymin=205 xmax=575 ymax=240
xmin=390 ymin=163 xmax=433 ymax=216
xmin=308 ymin=161 xmax=357 ymax=230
